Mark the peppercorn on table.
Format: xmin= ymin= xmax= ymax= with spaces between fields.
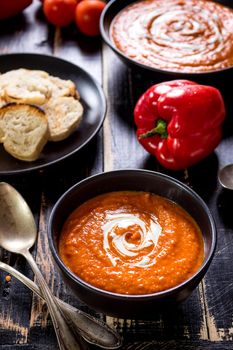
xmin=0 ymin=1 xmax=233 ymax=349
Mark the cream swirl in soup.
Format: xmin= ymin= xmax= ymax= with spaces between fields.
xmin=110 ymin=0 xmax=233 ymax=73
xmin=102 ymin=211 xmax=162 ymax=268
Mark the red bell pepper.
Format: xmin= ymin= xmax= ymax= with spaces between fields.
xmin=134 ymin=80 xmax=226 ymax=170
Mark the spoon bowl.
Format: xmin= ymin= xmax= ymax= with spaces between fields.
xmin=218 ymin=164 xmax=233 ymax=190
xmin=0 ymin=183 xmax=37 ymax=252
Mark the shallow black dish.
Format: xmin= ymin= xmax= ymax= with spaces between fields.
xmin=48 ymin=169 xmax=216 ymax=319
xmin=0 ymin=53 xmax=106 ymax=175
xmin=100 ymin=0 xmax=233 ymax=82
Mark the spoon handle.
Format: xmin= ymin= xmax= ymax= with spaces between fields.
xmin=24 ymin=250 xmax=88 ymax=350
xmin=0 ymin=261 xmax=122 ymax=349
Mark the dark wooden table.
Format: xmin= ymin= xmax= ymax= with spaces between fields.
xmin=0 ymin=1 xmax=233 ymax=349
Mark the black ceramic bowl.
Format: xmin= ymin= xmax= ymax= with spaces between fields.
xmin=48 ymin=169 xmax=216 ymax=319
xmin=100 ymin=0 xmax=233 ymax=81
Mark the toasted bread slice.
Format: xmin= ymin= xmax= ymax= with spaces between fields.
xmin=4 ymin=77 xmax=52 ymax=105
xmin=0 ymin=69 xmax=27 ymax=87
xmin=48 ymin=76 xmax=78 ymax=98
xmin=0 ymin=104 xmax=48 ymax=161
xmin=44 ymin=96 xmax=83 ymax=141
xmin=0 ymin=68 xmax=80 ymax=104
xmin=0 ymin=69 xmax=52 ymax=105
xmin=0 ymin=69 xmax=50 ymax=86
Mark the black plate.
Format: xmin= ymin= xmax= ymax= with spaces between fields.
xmin=0 ymin=53 xmax=106 ymax=175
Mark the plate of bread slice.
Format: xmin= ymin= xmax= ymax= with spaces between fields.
xmin=0 ymin=53 xmax=106 ymax=175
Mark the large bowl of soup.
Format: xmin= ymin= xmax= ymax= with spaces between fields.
xmin=100 ymin=0 xmax=233 ymax=78
xmin=48 ymin=169 xmax=216 ymax=319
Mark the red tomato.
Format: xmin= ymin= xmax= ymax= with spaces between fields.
xmin=75 ymin=0 xmax=106 ymax=36
xmin=43 ymin=0 xmax=77 ymax=27
xmin=0 ymin=0 xmax=32 ymax=20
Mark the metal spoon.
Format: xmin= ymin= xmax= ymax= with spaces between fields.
xmin=218 ymin=164 xmax=233 ymax=190
xmin=0 ymin=182 xmax=87 ymax=350
xmin=0 ymin=182 xmax=103 ymax=350
xmin=0 ymin=260 xmax=122 ymax=349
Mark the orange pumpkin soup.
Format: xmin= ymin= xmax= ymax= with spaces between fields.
xmin=59 ymin=191 xmax=204 ymax=295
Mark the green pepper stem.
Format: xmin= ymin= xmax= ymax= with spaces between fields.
xmin=140 ymin=119 xmax=168 ymax=139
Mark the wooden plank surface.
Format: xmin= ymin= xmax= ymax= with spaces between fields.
xmin=0 ymin=1 xmax=233 ymax=349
